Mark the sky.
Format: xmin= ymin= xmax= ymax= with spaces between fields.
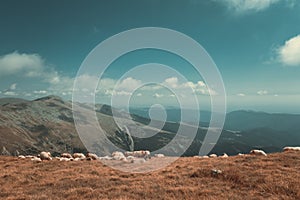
xmin=0 ymin=0 xmax=300 ymax=113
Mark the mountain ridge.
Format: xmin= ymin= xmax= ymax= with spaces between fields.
xmin=0 ymin=96 xmax=299 ymax=157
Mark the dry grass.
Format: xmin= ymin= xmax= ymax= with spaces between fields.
xmin=0 ymin=152 xmax=299 ymax=200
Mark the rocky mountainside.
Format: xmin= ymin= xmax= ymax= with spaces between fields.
xmin=0 ymin=96 xmax=181 ymax=156
xmin=0 ymin=96 xmax=85 ymax=156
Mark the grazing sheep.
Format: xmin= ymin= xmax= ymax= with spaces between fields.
xmin=125 ymin=150 xmax=151 ymax=159
xmin=39 ymin=151 xmax=52 ymax=160
xmin=18 ymin=155 xmax=26 ymax=159
xmin=220 ymin=153 xmax=228 ymax=158
xmin=86 ymin=153 xmax=98 ymax=160
xmin=126 ymin=156 xmax=135 ymax=161
xmin=31 ymin=157 xmax=42 ymax=162
xmin=238 ymin=153 xmax=244 ymax=156
xmin=283 ymin=146 xmax=300 ymax=152
xmin=154 ymin=153 xmax=165 ymax=158
xmin=250 ymin=149 xmax=267 ymax=156
xmin=111 ymin=151 xmax=126 ymax=160
xmin=59 ymin=157 xmax=71 ymax=162
xmin=209 ymin=154 xmax=217 ymax=158
xmin=120 ymin=157 xmax=128 ymax=162
xmin=73 ymin=153 xmax=86 ymax=159
xmin=201 ymin=156 xmax=209 ymax=158
xmin=54 ymin=156 xmax=62 ymax=160
xmin=61 ymin=153 xmax=73 ymax=159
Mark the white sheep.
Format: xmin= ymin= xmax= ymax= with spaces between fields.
xmin=220 ymin=153 xmax=228 ymax=158
xmin=283 ymin=146 xmax=300 ymax=152
xmin=125 ymin=150 xmax=151 ymax=159
xmin=54 ymin=156 xmax=62 ymax=160
xmin=111 ymin=151 xmax=126 ymax=160
xmin=61 ymin=153 xmax=73 ymax=159
xmin=86 ymin=153 xmax=98 ymax=160
xmin=250 ymin=149 xmax=267 ymax=156
xmin=73 ymin=153 xmax=86 ymax=159
xmin=124 ymin=151 xmax=134 ymax=157
xmin=125 ymin=156 xmax=135 ymax=161
xmin=39 ymin=151 xmax=52 ymax=160
xmin=154 ymin=153 xmax=165 ymax=158
xmin=31 ymin=157 xmax=42 ymax=162
xmin=238 ymin=153 xmax=244 ymax=156
xmin=209 ymin=154 xmax=217 ymax=158
xmin=18 ymin=155 xmax=26 ymax=159
xmin=59 ymin=157 xmax=71 ymax=161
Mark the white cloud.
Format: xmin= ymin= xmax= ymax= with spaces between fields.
xmin=113 ymin=91 xmax=132 ymax=96
xmin=137 ymin=93 xmax=142 ymax=97
xmin=0 ymin=52 xmax=44 ymax=76
xmin=221 ymin=0 xmax=281 ymax=13
xmin=162 ymin=77 xmax=215 ymax=95
xmin=257 ymin=90 xmax=268 ymax=95
xmin=10 ymin=83 xmax=17 ymax=90
xmin=0 ymin=52 xmax=73 ymax=90
xmin=3 ymin=91 xmax=17 ymax=96
xmin=116 ymin=77 xmax=142 ymax=91
xmin=237 ymin=93 xmax=246 ymax=97
xmin=33 ymin=90 xmax=47 ymax=94
xmin=277 ymin=35 xmax=300 ymax=66
xmin=164 ymin=77 xmax=179 ymax=88
xmin=153 ymin=93 xmax=164 ymax=98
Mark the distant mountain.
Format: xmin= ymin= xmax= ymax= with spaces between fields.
xmin=0 ymin=96 xmax=299 ymax=157
xmin=130 ymin=107 xmax=300 ymax=134
xmin=129 ymin=107 xmax=211 ymax=126
xmin=129 ymin=107 xmax=300 ymax=154
xmin=225 ymin=110 xmax=300 ymax=132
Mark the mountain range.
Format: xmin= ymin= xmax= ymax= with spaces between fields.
xmin=0 ymin=96 xmax=299 ymax=156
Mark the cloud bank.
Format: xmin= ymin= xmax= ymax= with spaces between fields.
xmin=277 ymin=35 xmax=300 ymax=66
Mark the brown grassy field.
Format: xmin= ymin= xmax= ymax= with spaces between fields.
xmin=0 ymin=152 xmax=299 ymax=200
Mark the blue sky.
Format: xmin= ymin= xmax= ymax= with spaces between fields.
xmin=0 ymin=0 xmax=300 ymax=113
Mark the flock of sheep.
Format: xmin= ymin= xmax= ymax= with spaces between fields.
xmin=197 ymin=147 xmax=300 ymax=159
xmin=16 ymin=146 xmax=300 ymax=163
xmin=17 ymin=150 xmax=160 ymax=163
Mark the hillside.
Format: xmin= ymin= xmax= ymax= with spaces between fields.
xmin=0 ymin=95 xmax=138 ymax=156
xmin=0 ymin=151 xmax=299 ymax=199
xmin=0 ymin=95 xmax=188 ymax=156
